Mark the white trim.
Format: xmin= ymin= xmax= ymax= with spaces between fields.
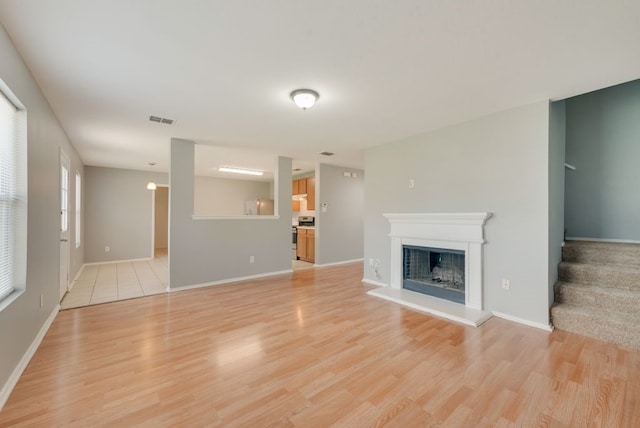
xmin=168 ymin=269 xmax=293 ymax=292
xmin=566 ymin=237 xmax=640 ymax=245
xmin=385 ymin=212 xmax=491 ymax=311
xmin=368 ymin=287 xmax=492 ymax=327
xmin=0 ymin=304 xmax=59 ymax=410
xmin=192 ymin=215 xmax=280 ymax=221
xmin=84 ymin=257 xmax=152 ymax=266
xmin=491 ymin=311 xmax=554 ymax=332
xmin=362 ymin=278 xmax=388 ymax=287
xmin=314 ymin=258 xmax=363 ymax=268
xmin=383 ymin=212 xmax=492 ymax=227
xmin=150 ymin=185 xmax=155 ymax=258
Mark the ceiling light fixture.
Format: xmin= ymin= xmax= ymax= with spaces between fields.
xmin=219 ymin=167 xmax=264 ymax=176
xmin=146 ymin=162 xmax=157 ymax=190
xmin=290 ymin=89 xmax=319 ymax=110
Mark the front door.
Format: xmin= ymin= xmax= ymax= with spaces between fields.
xmin=59 ymin=150 xmax=70 ymax=301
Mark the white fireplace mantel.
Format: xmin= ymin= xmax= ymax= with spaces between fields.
xmin=369 ymin=212 xmax=492 ymax=327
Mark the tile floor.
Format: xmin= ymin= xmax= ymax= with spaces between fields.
xmin=60 ymin=249 xmax=168 ymax=310
xmin=62 ymin=251 xmax=315 ymax=310
xmin=292 ymin=259 xmax=314 ymax=270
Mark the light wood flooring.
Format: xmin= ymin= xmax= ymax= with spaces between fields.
xmin=2 ymin=263 xmax=640 ymax=427
xmin=60 ymin=249 xmax=168 ymax=309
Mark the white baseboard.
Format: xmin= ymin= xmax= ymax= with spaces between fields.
xmin=168 ymin=269 xmax=293 ymax=293
xmin=84 ymin=257 xmax=153 ymax=266
xmin=491 ymin=311 xmax=553 ymax=332
xmin=361 ymin=278 xmax=388 ymax=287
xmin=566 ymin=237 xmax=640 ymax=245
xmin=314 ymin=258 xmax=364 ymax=268
xmin=0 ymin=304 xmax=60 ymax=410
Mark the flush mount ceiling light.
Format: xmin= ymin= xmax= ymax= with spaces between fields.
xmin=290 ymin=89 xmax=319 ymax=110
xmin=219 ymin=167 xmax=264 ymax=176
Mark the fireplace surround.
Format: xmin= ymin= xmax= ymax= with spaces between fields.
xmin=368 ymin=212 xmax=492 ymax=327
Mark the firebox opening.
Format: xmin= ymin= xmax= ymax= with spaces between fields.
xmin=402 ymin=245 xmax=465 ymax=304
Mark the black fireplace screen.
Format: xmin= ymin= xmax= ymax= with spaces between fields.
xmin=402 ymin=245 xmax=465 ymax=304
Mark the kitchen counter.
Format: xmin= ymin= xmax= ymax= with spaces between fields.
xmin=297 ymin=226 xmax=315 ymax=230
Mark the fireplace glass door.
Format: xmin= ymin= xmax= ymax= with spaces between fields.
xmin=402 ymin=245 xmax=465 ymax=304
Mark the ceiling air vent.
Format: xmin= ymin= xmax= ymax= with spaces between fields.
xmin=319 ymin=151 xmax=334 ymax=156
xmin=149 ymin=115 xmax=175 ymax=125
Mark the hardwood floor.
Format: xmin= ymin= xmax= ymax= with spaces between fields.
xmin=2 ymin=263 xmax=640 ymax=427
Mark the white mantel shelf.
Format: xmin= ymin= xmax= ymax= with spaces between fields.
xmin=374 ymin=212 xmax=492 ymax=327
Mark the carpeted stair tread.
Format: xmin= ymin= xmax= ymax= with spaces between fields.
xmin=563 ymin=240 xmax=640 ymax=268
xmin=551 ymin=303 xmax=640 ymax=350
xmin=554 ymin=281 xmax=640 ymax=314
xmin=558 ymin=261 xmax=640 ymax=290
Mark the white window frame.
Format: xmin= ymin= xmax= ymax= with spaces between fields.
xmin=60 ymin=163 xmax=69 ymax=233
xmin=0 ymin=81 xmax=27 ymax=310
xmin=75 ymin=171 xmax=81 ymax=248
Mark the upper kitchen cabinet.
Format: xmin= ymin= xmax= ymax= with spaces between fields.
xmin=292 ymin=177 xmax=316 ymax=210
xmin=306 ymin=177 xmax=315 ymax=210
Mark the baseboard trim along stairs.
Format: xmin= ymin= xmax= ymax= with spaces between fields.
xmin=551 ymin=240 xmax=640 ymax=349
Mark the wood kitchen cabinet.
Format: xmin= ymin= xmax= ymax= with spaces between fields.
xmin=292 ymin=199 xmax=300 ymax=212
xmin=307 ymin=229 xmax=315 ymax=262
xmin=298 ymin=178 xmax=307 ymax=194
xmin=292 ymin=177 xmax=316 ymax=211
xmin=297 ymin=229 xmax=307 ymax=260
xmin=306 ymin=177 xmax=315 ymax=210
xmin=296 ymin=228 xmax=315 ymax=263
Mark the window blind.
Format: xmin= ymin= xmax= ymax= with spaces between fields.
xmin=0 ymin=90 xmax=19 ymax=301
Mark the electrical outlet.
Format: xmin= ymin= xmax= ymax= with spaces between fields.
xmin=409 ymin=179 xmax=415 ymax=188
xmin=502 ymin=279 xmax=510 ymax=290
xmin=249 ymin=255 xmax=255 ymax=264
xmin=105 ymin=246 xmax=110 ymax=252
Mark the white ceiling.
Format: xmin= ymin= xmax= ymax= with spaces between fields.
xmin=1 ymin=1 xmax=639 ymax=178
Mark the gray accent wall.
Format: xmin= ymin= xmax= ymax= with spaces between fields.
xmin=549 ymin=101 xmax=566 ymax=305
xmin=316 ymin=164 xmax=364 ymax=265
xmin=364 ymin=101 xmax=552 ymax=326
xmin=84 ymin=166 xmax=167 ymax=263
xmin=169 ymin=139 xmax=292 ymax=288
xmin=0 ymin=24 xmax=83 ymax=399
xmin=565 ymin=79 xmax=640 ymax=241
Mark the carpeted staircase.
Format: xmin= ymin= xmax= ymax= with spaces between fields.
xmin=551 ymin=240 xmax=640 ymax=349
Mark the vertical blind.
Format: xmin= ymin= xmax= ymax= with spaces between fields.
xmin=0 ymin=89 xmax=20 ymax=301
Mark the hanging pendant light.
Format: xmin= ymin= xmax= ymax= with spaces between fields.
xmin=146 ymin=162 xmax=157 ymax=190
